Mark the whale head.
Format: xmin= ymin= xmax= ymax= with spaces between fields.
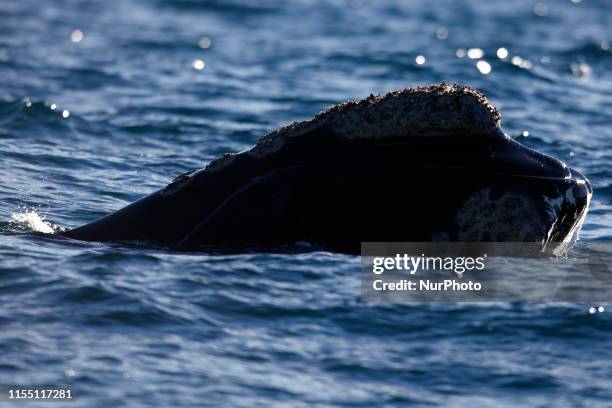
xmin=228 ymin=83 xmax=593 ymax=243
xmin=63 ymin=83 xmax=592 ymax=250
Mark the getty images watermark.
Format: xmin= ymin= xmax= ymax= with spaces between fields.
xmin=361 ymin=242 xmax=612 ymax=302
xmin=372 ymin=253 xmax=487 ymax=292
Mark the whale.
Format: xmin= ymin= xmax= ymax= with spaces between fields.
xmin=61 ymin=83 xmax=592 ymax=254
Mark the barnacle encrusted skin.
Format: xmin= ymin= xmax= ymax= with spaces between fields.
xmin=205 ymin=83 xmax=501 ymax=171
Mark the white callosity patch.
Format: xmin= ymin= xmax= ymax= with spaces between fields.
xmin=543 ymin=185 xmax=590 ymax=242
xmin=455 ymin=188 xmax=545 ymax=241
xmin=565 ymin=197 xmax=589 ymax=242
xmin=10 ymin=210 xmax=56 ymax=234
xmin=543 ymin=186 xmax=578 ymax=222
xmin=563 ymin=188 xmax=591 ymax=242
xmin=543 ymin=190 xmax=564 ymax=242
xmin=205 ymin=83 xmax=501 ymax=172
xmin=543 ymin=191 xmax=564 ymax=221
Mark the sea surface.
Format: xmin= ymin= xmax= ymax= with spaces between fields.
xmin=1 ymin=0 xmax=611 ymax=406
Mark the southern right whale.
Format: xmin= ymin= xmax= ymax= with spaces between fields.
xmin=62 ymin=83 xmax=592 ymax=253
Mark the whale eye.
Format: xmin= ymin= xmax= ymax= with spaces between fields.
xmin=160 ymin=171 xmax=194 ymax=196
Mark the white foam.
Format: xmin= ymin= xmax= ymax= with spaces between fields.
xmin=10 ymin=210 xmax=56 ymax=234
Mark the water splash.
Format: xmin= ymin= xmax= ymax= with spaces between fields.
xmin=9 ymin=210 xmax=57 ymax=234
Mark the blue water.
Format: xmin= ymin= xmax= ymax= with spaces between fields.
xmin=1 ymin=0 xmax=612 ymax=406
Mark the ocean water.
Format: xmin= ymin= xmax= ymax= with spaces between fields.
xmin=1 ymin=0 xmax=611 ymax=406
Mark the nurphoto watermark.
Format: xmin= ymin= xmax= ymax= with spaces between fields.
xmin=361 ymin=242 xmax=612 ymax=302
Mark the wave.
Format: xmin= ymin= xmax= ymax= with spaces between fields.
xmin=155 ymin=0 xmax=280 ymax=15
xmin=6 ymin=210 xmax=60 ymax=234
xmin=0 ymin=98 xmax=25 ymax=127
xmin=0 ymin=98 xmax=73 ymax=129
xmin=557 ymin=42 xmax=612 ymax=59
